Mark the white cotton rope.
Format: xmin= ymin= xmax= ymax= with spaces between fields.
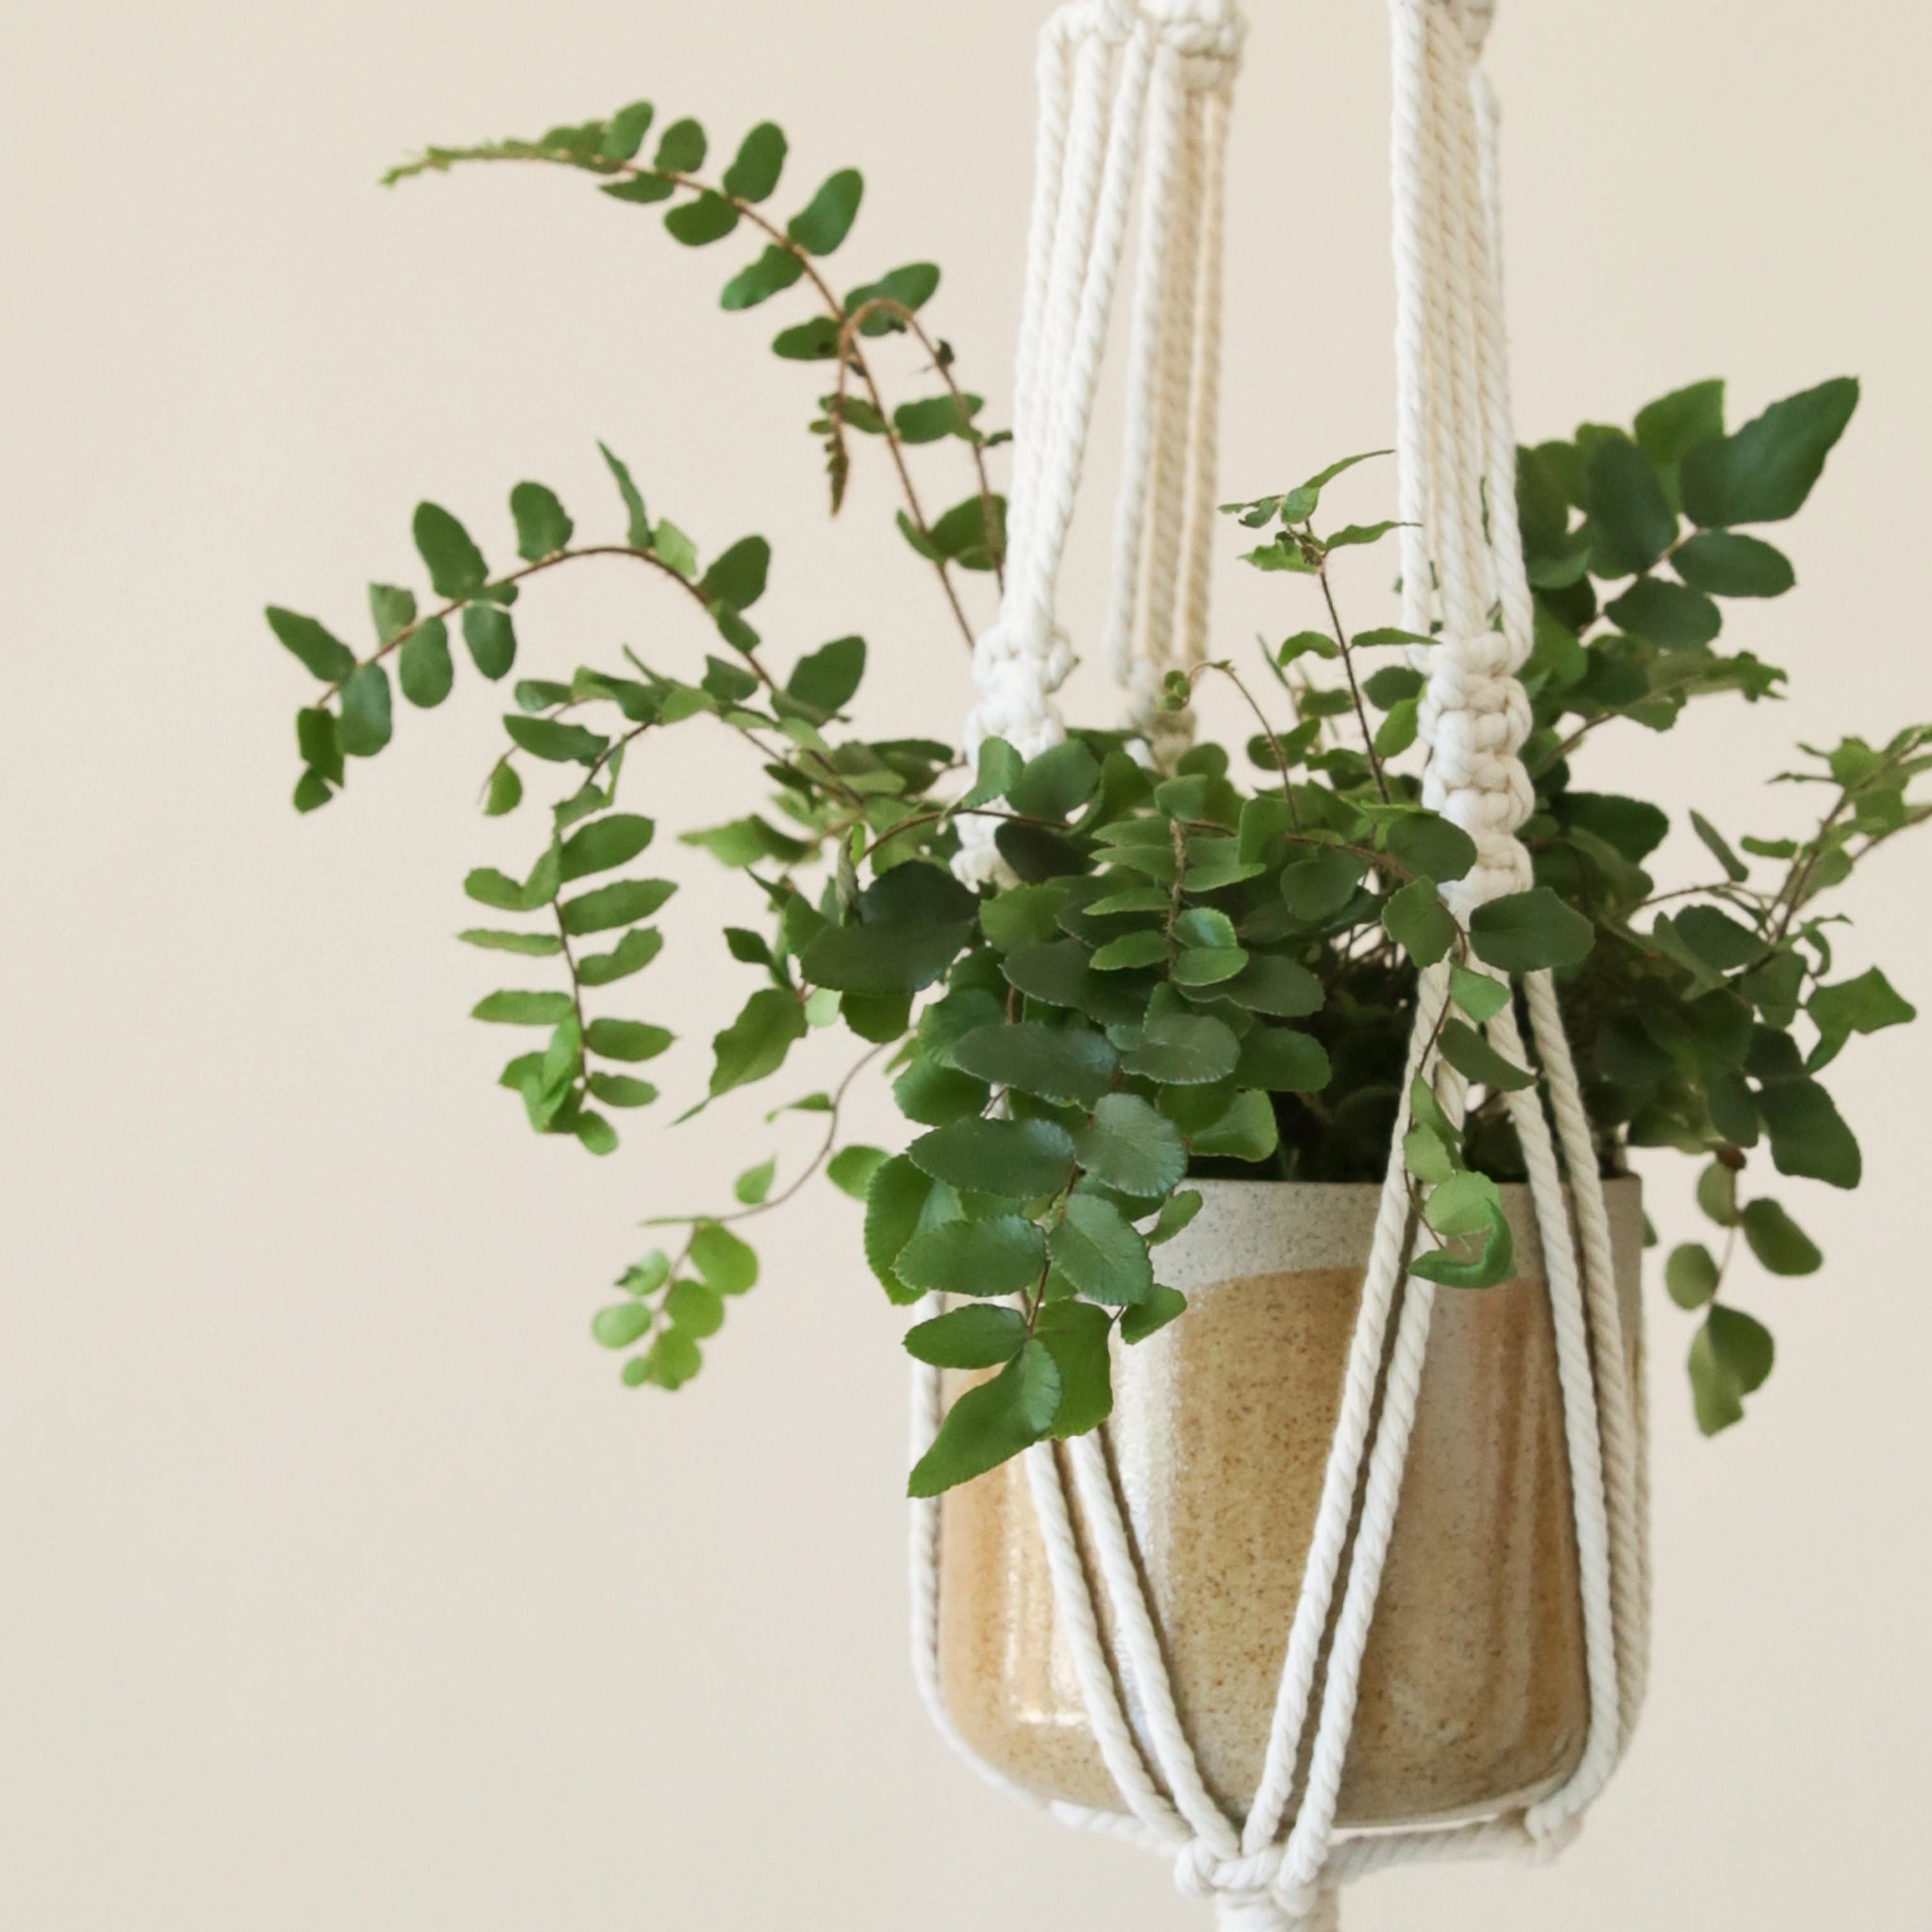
xmin=916 ymin=4 xmax=1647 ymax=1927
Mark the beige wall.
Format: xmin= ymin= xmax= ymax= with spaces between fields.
xmin=6 ymin=1 xmax=1930 ymax=1925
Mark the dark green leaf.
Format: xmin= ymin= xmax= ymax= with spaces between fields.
xmin=786 ymin=635 xmax=865 ymax=718
xmin=599 ymin=173 xmax=675 ymax=205
xmin=339 ymin=662 xmax=392 ymax=757
xmin=560 ymin=812 xmax=656 ymax=881
xmin=1758 ymin=1078 xmax=1861 ymax=1188
xmin=1074 ymin=1093 xmax=1186 ymax=1197
xmin=1469 ymin=888 xmax=1595 ymax=974
xmin=1281 ymin=848 xmax=1366 ymax=922
xmin=866 ymin=1155 xmax=937 ymax=1305
xmin=1382 ymin=877 xmax=1457 ymax=968
xmin=1049 ymin=1194 xmax=1153 ymax=1306
xmin=1688 ymin=810 xmax=1749 ymax=883
xmin=697 ymin=535 xmax=770 ymax=613
xmin=772 ymin=315 xmax=841 ymax=360
xmin=1440 ymin=1019 xmax=1536 ymax=1092
xmin=1690 ymin=1306 xmax=1774 ymax=1434
xmin=1634 ymin=379 xmax=1725 ymax=468
xmin=907 ymin=1341 xmax=1060 ymax=1496
xmin=1740 ymin=1197 xmax=1821 ymax=1274
xmin=908 ymin=1117 xmax=1075 ymax=1198
xmin=1675 ymin=904 xmax=1764 ymax=972
xmin=267 ymin=607 xmax=357 ymax=682
xmin=1809 ymin=967 xmax=1915 ymax=1041
xmin=1673 ymin=531 xmax=1794 ymax=597
xmin=652 ymin=118 xmax=707 ymax=173
xmin=397 ymin=616 xmax=453 ymax=708
xmin=1587 ymin=437 xmax=1676 ymax=575
xmin=1234 ymin=1027 xmax=1332 ymax=1092
xmin=708 ymin=987 xmax=807 ymax=1096
xmin=665 ymin=191 xmax=739 ymax=245
xmin=721 ymin=245 xmax=806 ymax=311
xmin=509 ymin=481 xmax=573 ymax=561
xmin=1034 ymin=1300 xmax=1113 ymax=1437
xmin=1681 ymin=377 xmax=1858 ymax=527
xmin=896 ymin=1215 xmax=1047 ymax=1297
xmin=597 ymin=441 xmax=651 ymax=549
xmin=787 ymin=168 xmax=863 ymax=254
xmin=722 ymin=121 xmax=787 ymax=201
xmin=1188 ymin=1090 xmax=1279 ymax=1163
xmin=1605 ymin=577 xmax=1722 ymax=647
xmin=1121 ymin=1283 xmax=1188 ymax=1344
xmin=953 ymin=1022 xmax=1120 ymax=1106
xmin=412 ymin=501 xmax=487 ymax=599
xmin=600 ymin=101 xmax=655 ymax=162
xmin=456 ymin=603 xmax=513 ymax=681
xmin=503 ymin=714 xmax=608 ymax=765
xmin=905 ymin=1305 xmax=1027 ymax=1369
xmin=1218 ymin=953 xmax=1324 ymax=1019
xmin=1124 ymin=1012 xmax=1241 ymax=1087
xmin=1007 ymin=741 xmax=1101 ymax=821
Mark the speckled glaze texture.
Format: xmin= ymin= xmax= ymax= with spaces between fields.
xmin=936 ymin=1177 xmax=1644 ymax=1826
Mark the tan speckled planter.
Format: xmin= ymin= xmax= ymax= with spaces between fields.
xmin=937 ymin=1176 xmax=1643 ymax=1827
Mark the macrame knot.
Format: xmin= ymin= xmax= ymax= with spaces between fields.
xmin=1090 ymin=0 xmax=1245 ymax=65
xmin=1417 ymin=627 xmax=1534 ymax=910
xmin=1173 ymin=1840 xmax=1337 ymax=1931
xmin=967 ymin=614 xmax=1074 ymax=759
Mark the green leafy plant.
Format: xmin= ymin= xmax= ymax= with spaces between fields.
xmin=271 ymin=99 xmax=1928 ymax=1489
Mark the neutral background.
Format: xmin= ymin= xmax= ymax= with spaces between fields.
xmin=5 ymin=1 xmax=1929 ymax=1926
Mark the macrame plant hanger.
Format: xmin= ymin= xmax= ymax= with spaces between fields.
xmin=916 ymin=2 xmax=1650 ymax=1928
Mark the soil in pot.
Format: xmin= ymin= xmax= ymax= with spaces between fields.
xmin=935 ymin=1176 xmax=1644 ymax=1827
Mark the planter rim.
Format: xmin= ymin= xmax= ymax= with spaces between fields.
xmin=1156 ymin=1174 xmax=1642 ymax=1291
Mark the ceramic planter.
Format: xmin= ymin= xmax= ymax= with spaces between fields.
xmin=935 ymin=1176 xmax=1644 ymax=1827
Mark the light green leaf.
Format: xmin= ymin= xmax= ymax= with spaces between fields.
xmin=1665 ymin=1241 xmax=1721 ymax=1309
xmin=1448 ymin=965 xmax=1509 ymax=1024
xmin=691 ymin=1221 xmax=758 ymax=1294
xmin=733 ymin=1157 xmax=776 ymax=1205
xmin=458 ymin=927 xmax=562 ymax=956
xmin=1188 ymin=1090 xmax=1279 ymax=1163
xmin=827 ymin=1145 xmax=889 ymax=1201
xmin=1035 ymin=1300 xmax=1114 ymax=1437
xmin=576 ymin=928 xmax=665 ymax=988
xmin=588 ymin=1072 xmax=658 ymax=1108
xmin=473 ymin=990 xmax=575 ymax=1025
xmin=585 ymin=1017 xmax=673 ymax=1061
xmin=665 ymin=1277 xmax=725 ymax=1338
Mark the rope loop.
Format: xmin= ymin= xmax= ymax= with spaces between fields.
xmin=1174 ymin=1840 xmax=1338 ymax=1931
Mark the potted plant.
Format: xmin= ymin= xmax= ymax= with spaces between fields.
xmin=268 ymin=98 xmax=1928 ymax=1824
